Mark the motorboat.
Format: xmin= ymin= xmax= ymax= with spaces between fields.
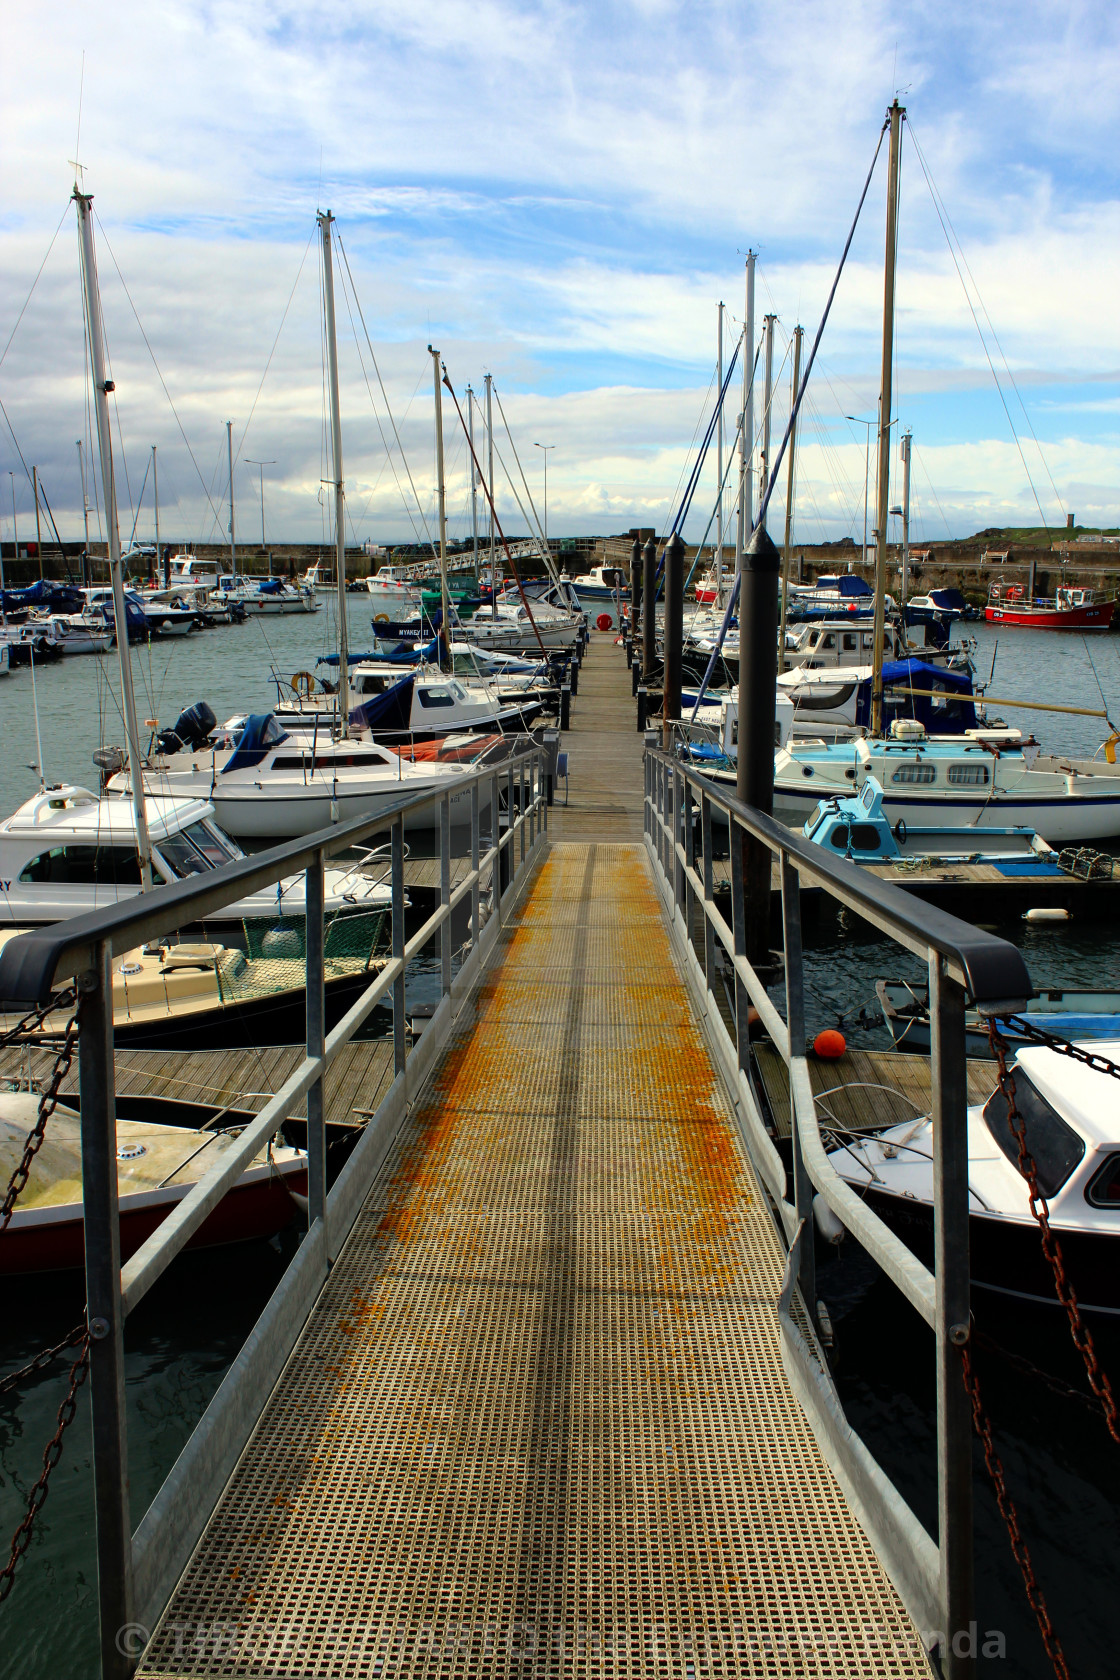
xmin=986 ymin=581 xmax=1116 ymax=631
xmin=0 ymin=783 xmax=393 ymax=927
xmin=904 ymin=587 xmax=970 ymax=628
xmin=212 ymin=576 xmax=320 ymax=615
xmin=41 ymin=610 xmax=113 ymax=654
xmin=0 ymin=643 xmax=8 ymax=678
xmin=772 ymin=722 xmax=1120 ymax=844
xmin=113 ymin=712 xmax=499 ymax=840
xmin=801 ymin=776 xmax=1056 ymax=870
xmin=0 ymin=922 xmax=392 ymax=1050
xmin=165 ymin=554 xmax=220 ymax=591
xmin=781 ymin=620 xmax=900 ymax=671
xmin=777 ymin=658 xmax=979 ymax=738
xmin=784 ymin=573 xmax=895 ymax=623
xmin=0 ymin=1090 xmax=307 ymax=1274
xmin=876 ymin=978 xmax=1120 ymax=1058
xmin=274 ymin=663 xmax=544 ymax=740
xmin=826 ymin=1038 xmax=1120 ymax=1313
xmin=366 ymin=565 xmax=423 ymax=621
xmin=566 ymin=563 xmax=628 ymax=604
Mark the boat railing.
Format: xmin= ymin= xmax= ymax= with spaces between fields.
xmin=0 ymin=739 xmax=550 ymax=1679
xmin=643 ymin=740 xmax=1033 ymax=1668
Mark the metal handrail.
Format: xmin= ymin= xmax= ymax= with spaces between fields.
xmin=0 ymin=741 xmax=548 ymax=1680
xmin=643 ymin=742 xmax=1030 ymax=1674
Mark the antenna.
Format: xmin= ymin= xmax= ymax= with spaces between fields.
xmin=70 ymin=50 xmax=86 ymax=190
xmin=28 ymin=646 xmax=46 ymax=792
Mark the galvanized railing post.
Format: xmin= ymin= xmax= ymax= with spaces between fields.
xmin=727 ymin=811 xmax=751 ymax=1077
xmin=781 ymin=854 xmax=816 ymax=1317
xmin=673 ymin=765 xmax=686 ymax=920
xmin=470 ymin=778 xmax=480 ymax=949
xmin=440 ymin=792 xmax=452 ymax=996
xmin=79 ymin=939 xmax=134 ymax=1680
xmin=506 ymin=764 xmax=515 ymax=884
xmin=929 ymin=954 xmax=975 ymax=1676
xmin=305 ymin=849 xmax=327 ymax=1237
xmin=392 ymin=816 xmax=406 ymax=1075
xmin=519 ymin=762 xmax=527 ymax=862
xmin=492 ymin=772 xmax=503 ymax=927
xmin=700 ymin=789 xmax=715 ymax=995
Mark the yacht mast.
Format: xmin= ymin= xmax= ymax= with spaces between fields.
xmin=226 ymin=420 xmax=236 ymax=582
xmin=716 ymin=301 xmax=724 ymax=595
xmin=485 ymin=373 xmax=497 ymax=617
xmin=871 ymin=99 xmax=904 ymax=737
xmin=153 ymin=445 xmax=163 ymax=589
xmin=467 ymin=384 xmax=480 ymax=586
xmin=430 ymin=347 xmax=451 ymax=668
xmin=759 ymin=313 xmax=776 ymax=506
xmin=734 ymin=252 xmax=756 ymax=579
xmin=778 ymin=325 xmax=803 ymax=672
xmin=900 ymin=430 xmax=912 ymax=619
xmin=318 ymin=210 xmax=350 ymax=737
xmin=74 ymin=187 xmax=154 ymax=891
xmin=76 ymin=440 xmax=90 ymax=586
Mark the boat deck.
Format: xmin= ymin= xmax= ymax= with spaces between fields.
xmin=135 ymin=828 xmax=927 ymax=1676
xmin=754 ymin=1043 xmax=996 ymax=1138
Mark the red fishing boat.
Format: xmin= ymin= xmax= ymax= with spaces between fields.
xmin=985 ymin=581 xmax=1116 ymax=630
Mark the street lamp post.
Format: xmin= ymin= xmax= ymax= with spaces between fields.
xmin=846 ymin=415 xmax=874 ymax=575
xmin=533 ymin=442 xmax=555 ymax=552
xmin=245 ymin=458 xmax=275 ymax=572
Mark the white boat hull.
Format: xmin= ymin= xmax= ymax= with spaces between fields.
xmin=208 ymin=778 xmax=487 ymax=840
xmin=772 ymin=778 xmax=1120 ymax=844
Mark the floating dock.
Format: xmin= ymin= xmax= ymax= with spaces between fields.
xmin=133 ymin=639 xmax=929 ymax=1678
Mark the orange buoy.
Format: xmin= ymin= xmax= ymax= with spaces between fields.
xmin=595 ymin=612 xmax=613 ymax=632
xmin=813 ymin=1028 xmax=846 ymax=1059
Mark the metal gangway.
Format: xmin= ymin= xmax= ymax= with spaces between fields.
xmin=0 ymin=676 xmax=1031 ymax=1677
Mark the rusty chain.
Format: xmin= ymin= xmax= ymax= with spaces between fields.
xmin=987 ymin=1018 xmax=1120 ymax=1443
xmin=999 ymin=1014 xmax=1120 ymax=1083
xmin=0 ymin=1331 xmax=91 ymax=1603
xmin=0 ymin=1321 xmax=89 ymax=1400
xmin=961 ymin=1347 xmax=1071 ymax=1680
xmin=0 ymin=989 xmax=81 ymax=1236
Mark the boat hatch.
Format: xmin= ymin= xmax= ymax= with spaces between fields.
xmin=1086 ymin=1154 xmax=1120 ymax=1207
xmin=156 ymin=821 xmax=240 ymax=880
xmin=981 ymin=1077 xmax=1085 ymax=1197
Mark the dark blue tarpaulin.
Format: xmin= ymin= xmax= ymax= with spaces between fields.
xmin=349 ymin=673 xmax=415 ymax=733
xmin=222 ymin=714 xmax=289 ymax=774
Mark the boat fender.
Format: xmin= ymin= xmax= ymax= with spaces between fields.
xmin=813 ymin=1192 xmax=846 ymax=1245
xmin=813 ymin=1028 xmax=846 ymax=1059
xmin=595 ymin=612 xmax=613 ymax=632
xmin=1023 ymin=907 xmax=1071 ymax=922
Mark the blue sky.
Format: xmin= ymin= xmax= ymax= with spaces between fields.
xmin=2 ymin=0 xmax=1120 ymax=548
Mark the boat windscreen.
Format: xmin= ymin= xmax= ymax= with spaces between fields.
xmin=982 ymin=1074 xmax=1085 ymax=1197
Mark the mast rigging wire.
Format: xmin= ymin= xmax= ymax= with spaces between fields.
xmin=690 ymin=114 xmax=891 ymax=721
xmin=0 ymin=201 xmax=71 ymax=374
xmin=488 ymin=384 xmax=556 ymax=578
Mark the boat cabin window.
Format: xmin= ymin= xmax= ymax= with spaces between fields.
xmin=842 ymin=633 xmax=858 ymax=652
xmin=891 ymin=764 xmax=937 ymax=785
xmin=1086 ymin=1154 xmax=1120 ymax=1208
xmin=829 ymin=823 xmax=881 ymax=852
xmin=156 ymin=820 xmax=238 ymax=879
xmin=821 ymin=634 xmax=836 ymax=650
xmin=19 ymin=845 xmax=144 ymax=886
xmin=982 ymin=1076 xmax=1085 ymax=1197
xmin=947 ymin=763 xmax=989 ymax=786
xmin=418 ymin=687 xmax=455 ymax=708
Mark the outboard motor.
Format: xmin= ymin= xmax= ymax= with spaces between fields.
xmin=157 ymin=699 xmax=216 ymax=756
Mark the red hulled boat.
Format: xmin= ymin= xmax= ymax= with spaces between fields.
xmin=985 ymin=581 xmax=1116 ymax=630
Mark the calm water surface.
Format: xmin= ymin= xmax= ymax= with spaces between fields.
xmin=2 ymin=614 xmax=1120 ymax=1677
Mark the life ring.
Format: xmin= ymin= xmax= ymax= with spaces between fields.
xmin=291 ymin=670 xmax=314 ymax=697
xmin=374 ymin=613 xmax=390 ymax=625
xmin=595 ymin=612 xmax=613 ymax=632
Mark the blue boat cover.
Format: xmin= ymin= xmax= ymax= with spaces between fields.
xmin=349 ymin=672 xmax=415 ymax=732
xmin=855 ymin=659 xmax=976 ymax=733
xmin=222 ymin=714 xmax=289 ymax=774
xmin=0 ymin=579 xmax=86 ymax=614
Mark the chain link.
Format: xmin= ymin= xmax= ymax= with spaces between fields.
xmin=987 ymin=1018 xmax=1120 ymax=1443
xmin=961 ymin=1346 xmax=1071 ymax=1680
xmin=0 ymin=1332 xmax=91 ymax=1603
xmin=0 ymin=991 xmax=81 ymax=1235
xmin=0 ymin=1322 xmax=88 ymax=1399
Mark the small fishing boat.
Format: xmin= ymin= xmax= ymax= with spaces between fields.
xmin=367 ymin=565 xmax=422 ymax=620
xmin=985 ymin=581 xmax=1116 ymax=630
xmin=826 ymin=1039 xmax=1120 ymax=1313
xmin=876 ymin=978 xmax=1120 ymax=1057
xmin=904 ymin=587 xmax=970 ymax=627
xmin=0 ymin=1091 xmax=307 ymax=1274
xmin=802 ymin=776 xmax=1056 ymax=870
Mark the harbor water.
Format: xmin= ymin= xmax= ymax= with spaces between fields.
xmin=2 ymin=609 xmax=1120 ymax=1676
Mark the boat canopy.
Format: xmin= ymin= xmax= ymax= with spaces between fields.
xmin=812 ymin=574 xmax=873 ymax=597
xmin=1 ymin=579 xmax=87 ymax=614
xmin=349 ymin=672 xmax=415 ymax=733
xmin=222 ymin=714 xmax=289 ymax=774
xmin=855 ymin=658 xmax=976 ymax=733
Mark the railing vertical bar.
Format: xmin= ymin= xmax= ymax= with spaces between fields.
xmin=470 ymin=779 xmax=480 ymax=950
xmin=929 ymin=953 xmax=975 ymax=1676
xmin=305 ymin=850 xmax=327 ymax=1237
xmin=700 ymin=789 xmax=716 ymax=995
xmin=519 ymin=761 xmax=527 ymax=862
xmin=440 ymin=793 xmax=452 ymax=997
xmin=727 ymin=813 xmax=750 ymax=1076
xmin=492 ymin=772 xmax=503 ymax=926
xmin=80 ymin=939 xmax=134 ymax=1680
xmin=781 ymin=855 xmax=815 ymax=1317
xmin=392 ymin=816 xmax=406 ymax=1074
xmin=673 ymin=765 xmax=686 ymax=921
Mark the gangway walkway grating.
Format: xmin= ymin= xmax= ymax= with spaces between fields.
xmin=139 ymin=843 xmax=928 ymax=1678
